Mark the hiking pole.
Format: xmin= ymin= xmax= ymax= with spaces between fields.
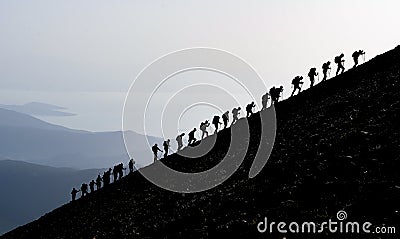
xmin=168 ymin=146 xmax=176 ymax=154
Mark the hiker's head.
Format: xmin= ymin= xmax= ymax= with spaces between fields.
xmin=340 ymin=53 xmax=344 ymax=57
xmin=238 ymin=107 xmax=241 ymax=110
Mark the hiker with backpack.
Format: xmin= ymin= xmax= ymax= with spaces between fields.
xmin=231 ymin=107 xmax=241 ymax=126
xmin=152 ymin=144 xmax=163 ymax=162
xmin=80 ymin=183 xmax=88 ymax=197
xmin=163 ymin=139 xmax=171 ymax=159
xmin=335 ymin=54 xmax=345 ymax=76
xmin=188 ymin=128 xmax=197 ymax=146
xmin=128 ymin=159 xmax=135 ymax=173
xmin=246 ymin=102 xmax=256 ymax=117
xmin=200 ymin=120 xmax=210 ymax=139
xmin=71 ymin=188 xmax=80 ymax=201
xmin=176 ymin=133 xmax=185 ymax=151
xmin=352 ymin=50 xmax=365 ymax=68
xmin=89 ymin=180 xmax=95 ymax=193
xmin=95 ymin=174 xmax=102 ymax=190
xmin=291 ymin=76 xmax=304 ymax=97
xmin=270 ymin=86 xmax=284 ymax=105
xmin=112 ymin=165 xmax=118 ymax=182
xmin=261 ymin=92 xmax=270 ymax=110
xmin=222 ymin=111 xmax=229 ymax=129
xmin=103 ymin=169 xmax=112 ymax=186
xmin=308 ymin=68 xmax=318 ymax=87
xmin=212 ymin=116 xmax=222 ymax=134
xmin=117 ymin=163 xmax=125 ymax=180
xmin=322 ymin=61 xmax=331 ymax=81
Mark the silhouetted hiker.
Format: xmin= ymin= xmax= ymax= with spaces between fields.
xmin=222 ymin=111 xmax=229 ymax=129
xmin=188 ymin=128 xmax=197 ymax=145
xmin=352 ymin=50 xmax=365 ymax=68
xmin=270 ymin=86 xmax=284 ymax=104
xmin=269 ymin=87 xmax=277 ymax=104
xmin=176 ymin=133 xmax=185 ymax=151
xmin=335 ymin=53 xmax=345 ymax=76
xmin=200 ymin=120 xmax=210 ymax=139
xmin=291 ymin=76 xmax=304 ymax=97
xmin=163 ymin=139 xmax=171 ymax=158
xmin=71 ymin=188 xmax=80 ymax=201
xmin=246 ymin=102 xmax=256 ymax=117
xmin=262 ymin=93 xmax=270 ymax=110
xmin=322 ymin=61 xmax=331 ymax=81
xmin=128 ymin=159 xmax=135 ymax=173
xmin=152 ymin=144 xmax=162 ymax=162
xmin=212 ymin=116 xmax=222 ymax=134
xmin=278 ymin=86 xmax=284 ymax=100
xmin=96 ymin=175 xmax=102 ymax=190
xmin=103 ymin=169 xmax=111 ymax=186
xmin=113 ymin=165 xmax=118 ymax=182
xmin=308 ymin=68 xmax=318 ymax=87
xmin=89 ymin=180 xmax=95 ymax=193
xmin=117 ymin=163 xmax=125 ymax=180
xmin=80 ymin=183 xmax=88 ymax=197
xmin=231 ymin=107 xmax=241 ymax=125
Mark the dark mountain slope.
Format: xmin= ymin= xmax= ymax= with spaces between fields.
xmin=2 ymin=46 xmax=400 ymax=239
xmin=0 ymin=160 xmax=103 ymax=235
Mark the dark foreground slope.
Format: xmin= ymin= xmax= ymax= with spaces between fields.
xmin=3 ymin=46 xmax=400 ymax=239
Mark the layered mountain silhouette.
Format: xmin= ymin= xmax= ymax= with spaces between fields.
xmin=0 ymin=108 xmax=160 ymax=169
xmin=2 ymin=46 xmax=400 ymax=238
xmin=0 ymin=102 xmax=76 ymax=117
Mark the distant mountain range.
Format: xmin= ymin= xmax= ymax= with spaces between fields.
xmin=0 ymin=107 xmax=161 ymax=169
xmin=0 ymin=102 xmax=75 ymax=117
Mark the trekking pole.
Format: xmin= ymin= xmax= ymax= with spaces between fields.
xmin=169 ymin=146 xmax=176 ymax=154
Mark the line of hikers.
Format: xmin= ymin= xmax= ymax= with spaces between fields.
xmin=150 ymin=102 xmax=258 ymax=163
xmin=71 ymin=159 xmax=136 ymax=201
xmin=290 ymin=50 xmax=365 ymax=97
xmin=71 ymin=49 xmax=366 ymax=201
xmin=151 ymin=50 xmax=367 ymax=163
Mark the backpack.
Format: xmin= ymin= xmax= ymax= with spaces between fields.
xmin=200 ymin=122 xmax=206 ymax=131
xmin=334 ymin=56 xmax=341 ymax=64
xmin=212 ymin=116 xmax=219 ymax=124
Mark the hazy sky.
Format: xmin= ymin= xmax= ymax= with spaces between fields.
xmin=1 ymin=0 xmax=399 ymax=135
